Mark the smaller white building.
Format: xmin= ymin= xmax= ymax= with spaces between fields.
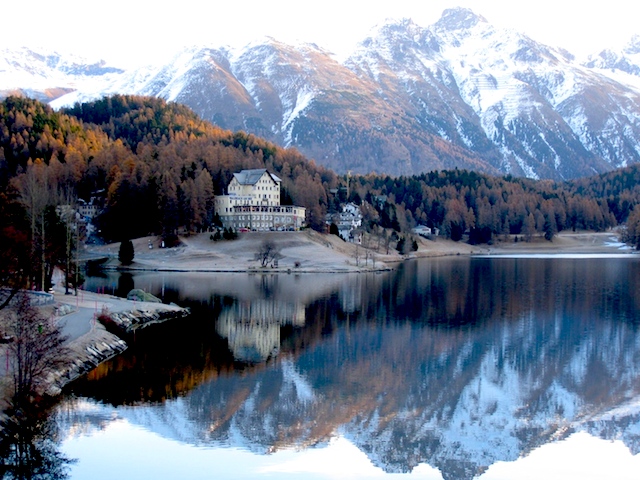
xmin=327 ymin=202 xmax=363 ymax=243
xmin=77 ymin=198 xmax=100 ymax=220
xmin=215 ymin=169 xmax=306 ymax=231
xmin=413 ymin=225 xmax=438 ymax=238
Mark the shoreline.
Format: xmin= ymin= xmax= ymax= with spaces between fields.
xmin=0 ymin=288 xmax=190 ymax=414
xmin=81 ymin=229 xmax=637 ymax=275
xmin=1 ymin=229 xmax=634 ymax=421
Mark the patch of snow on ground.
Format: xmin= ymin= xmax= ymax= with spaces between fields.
xmin=591 ymin=397 xmax=640 ymax=422
xmin=604 ymin=237 xmax=632 ymax=250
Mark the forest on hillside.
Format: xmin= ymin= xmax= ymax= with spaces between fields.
xmin=2 ymin=94 xmax=640 ymax=293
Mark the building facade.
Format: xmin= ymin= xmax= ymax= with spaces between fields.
xmin=215 ymin=169 xmax=306 ymax=231
xmin=326 ymin=202 xmax=363 ymax=243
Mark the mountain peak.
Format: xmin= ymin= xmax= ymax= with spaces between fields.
xmin=435 ymin=7 xmax=487 ymax=31
xmin=361 ymin=18 xmax=421 ymax=43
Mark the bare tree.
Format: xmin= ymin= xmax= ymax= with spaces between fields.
xmin=3 ymin=294 xmax=69 ymax=406
xmin=255 ymin=241 xmax=281 ymax=268
xmin=384 ymin=231 xmax=392 ymax=255
xmin=523 ymin=212 xmax=536 ymax=243
xmin=13 ymin=162 xmax=52 ymax=291
xmin=375 ymin=225 xmax=382 ymax=251
xmin=361 ymin=233 xmax=369 ymax=267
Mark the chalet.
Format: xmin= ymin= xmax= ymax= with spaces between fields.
xmin=326 ymin=202 xmax=363 ymax=243
xmin=413 ymin=225 xmax=439 ymax=237
xmin=215 ymin=169 xmax=306 ymax=231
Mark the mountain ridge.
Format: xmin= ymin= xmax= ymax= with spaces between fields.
xmin=4 ymin=7 xmax=640 ymax=180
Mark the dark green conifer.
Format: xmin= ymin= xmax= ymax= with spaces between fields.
xmin=118 ymin=240 xmax=134 ymax=265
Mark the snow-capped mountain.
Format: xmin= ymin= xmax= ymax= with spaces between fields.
xmin=585 ymin=35 xmax=640 ymax=79
xmin=5 ymin=8 xmax=640 ymax=180
xmin=0 ymin=47 xmax=123 ymax=102
xmin=345 ymin=9 xmax=640 ymax=179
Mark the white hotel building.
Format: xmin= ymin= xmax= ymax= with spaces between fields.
xmin=215 ymin=169 xmax=306 ymax=231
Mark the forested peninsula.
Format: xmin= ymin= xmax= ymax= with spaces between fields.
xmin=2 ymin=94 xmax=640 ymax=293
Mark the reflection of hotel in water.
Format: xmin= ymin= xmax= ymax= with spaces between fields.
xmin=216 ymin=300 xmax=306 ymax=363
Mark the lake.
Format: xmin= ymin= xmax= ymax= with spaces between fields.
xmin=19 ymin=256 xmax=640 ymax=479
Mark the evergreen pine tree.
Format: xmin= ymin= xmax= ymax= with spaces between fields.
xmin=118 ymin=240 xmax=134 ymax=265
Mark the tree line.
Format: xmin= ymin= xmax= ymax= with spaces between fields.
xmin=342 ymin=169 xmax=628 ymax=245
xmin=3 ymin=94 xmax=640 ymax=293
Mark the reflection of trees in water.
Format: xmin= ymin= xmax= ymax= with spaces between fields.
xmin=178 ymin=299 xmax=640 ymax=479
xmin=116 ymin=273 xmax=134 ymax=298
xmin=0 ymin=403 xmax=75 ymax=479
xmin=351 ymin=257 xmax=640 ymax=328
xmin=65 ymin=258 xmax=640 ymax=479
xmin=198 ymin=259 xmax=640 ymax=476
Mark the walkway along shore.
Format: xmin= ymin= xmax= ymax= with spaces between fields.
xmin=0 ymin=287 xmax=190 ymax=406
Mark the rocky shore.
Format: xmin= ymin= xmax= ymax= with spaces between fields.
xmin=46 ymin=327 xmax=127 ymax=396
xmin=0 ymin=288 xmax=191 ymax=407
xmin=99 ymin=306 xmax=191 ymax=336
xmin=52 ymin=290 xmax=190 ymax=392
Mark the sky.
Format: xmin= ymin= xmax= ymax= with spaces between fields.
xmin=3 ymin=1 xmax=639 ymax=68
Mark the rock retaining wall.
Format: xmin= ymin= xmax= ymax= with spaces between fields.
xmin=42 ymin=306 xmax=190 ymax=396
xmin=45 ymin=330 xmax=128 ymax=396
xmin=0 ymin=289 xmax=54 ymax=307
xmin=99 ymin=307 xmax=191 ymax=336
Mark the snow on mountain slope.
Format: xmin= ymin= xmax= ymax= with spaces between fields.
xmin=0 ymin=47 xmax=124 ymax=103
xmin=346 ymin=8 xmax=640 ymax=179
xmin=7 ymin=9 xmax=640 ymax=179
xmin=228 ymin=39 xmax=327 ymax=145
xmin=0 ymin=47 xmax=123 ymax=88
xmin=585 ymin=36 xmax=640 ymax=82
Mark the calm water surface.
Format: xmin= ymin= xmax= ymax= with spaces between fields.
xmin=36 ymin=257 xmax=640 ymax=478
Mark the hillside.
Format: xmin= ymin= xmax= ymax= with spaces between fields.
xmin=4 ymin=9 xmax=640 ymax=179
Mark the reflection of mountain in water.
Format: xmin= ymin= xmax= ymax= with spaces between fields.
xmin=216 ymin=300 xmax=305 ymax=363
xmin=65 ymin=257 xmax=640 ymax=480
